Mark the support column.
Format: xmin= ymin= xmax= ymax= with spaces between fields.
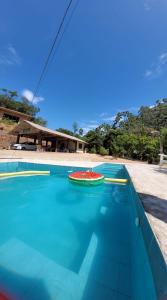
xmin=55 ymin=139 xmax=58 ymax=152
xmin=67 ymin=140 xmax=69 ymax=152
xmin=37 ymin=136 xmax=42 ymax=151
xmin=16 ymin=134 xmax=20 ymax=143
xmin=0 ymin=111 xmax=4 ymax=120
xmin=75 ymin=141 xmax=77 ymax=153
xmin=52 ymin=138 xmax=58 ymax=152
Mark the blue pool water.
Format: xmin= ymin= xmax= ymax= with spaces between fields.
xmin=0 ymin=162 xmax=166 ymax=300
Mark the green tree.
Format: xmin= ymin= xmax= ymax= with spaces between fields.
xmin=160 ymin=128 xmax=167 ymax=154
xmin=90 ymin=146 xmax=96 ymax=154
xmin=72 ymin=122 xmax=78 ymax=135
xmin=9 ymin=90 xmax=18 ymax=98
xmin=79 ymin=128 xmax=83 ymax=136
xmin=33 ymin=117 xmax=47 ymax=127
xmin=0 ymin=88 xmax=46 ymax=126
xmin=56 ymin=128 xmax=74 ymax=136
xmin=99 ymin=146 xmax=109 ymax=156
xmin=85 ymin=128 xmax=104 ymax=153
xmin=139 ymin=99 xmax=167 ymax=130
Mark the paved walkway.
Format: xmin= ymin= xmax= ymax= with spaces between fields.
xmin=126 ymin=163 xmax=167 ymax=262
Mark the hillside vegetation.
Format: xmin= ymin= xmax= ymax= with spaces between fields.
xmin=85 ymin=99 xmax=167 ymax=163
xmin=1 ymin=88 xmax=167 ymax=163
xmin=0 ymin=88 xmax=47 ymax=126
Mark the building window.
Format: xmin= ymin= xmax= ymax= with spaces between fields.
xmin=79 ymin=143 xmax=83 ymax=149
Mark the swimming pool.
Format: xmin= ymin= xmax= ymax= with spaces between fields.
xmin=0 ymin=162 xmax=166 ymax=300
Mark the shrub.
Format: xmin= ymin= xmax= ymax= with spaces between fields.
xmin=1 ymin=117 xmax=17 ymax=125
xmin=145 ymin=138 xmax=160 ymax=164
xmin=161 ymin=128 xmax=167 ymax=154
xmin=90 ymin=146 xmax=96 ymax=154
xmin=99 ymin=146 xmax=109 ymax=156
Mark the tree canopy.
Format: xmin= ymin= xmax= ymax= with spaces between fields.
xmin=56 ymin=128 xmax=74 ymax=136
xmin=56 ymin=126 xmax=85 ymax=141
xmin=1 ymin=88 xmax=166 ymax=162
xmin=85 ymin=99 xmax=167 ymax=163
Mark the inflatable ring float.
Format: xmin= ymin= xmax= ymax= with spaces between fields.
xmin=69 ymin=171 xmax=104 ymax=185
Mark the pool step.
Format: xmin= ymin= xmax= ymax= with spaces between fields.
xmin=0 ymin=237 xmax=97 ymax=300
xmin=94 ymin=165 xmax=127 ymax=180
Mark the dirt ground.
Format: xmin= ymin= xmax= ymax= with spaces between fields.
xmin=0 ymin=149 xmax=145 ymax=164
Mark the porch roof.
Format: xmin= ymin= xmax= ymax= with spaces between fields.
xmin=0 ymin=106 xmax=31 ymax=120
xmin=10 ymin=120 xmax=87 ymax=144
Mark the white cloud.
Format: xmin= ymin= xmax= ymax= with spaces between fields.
xmin=82 ymin=128 xmax=90 ymax=134
xmin=118 ymin=107 xmax=139 ymax=113
xmin=89 ymin=120 xmax=98 ymax=124
xmin=102 ymin=115 xmax=116 ymax=122
xmin=0 ymin=45 xmax=21 ymax=66
xmin=88 ymin=124 xmax=99 ymax=128
xmin=82 ymin=124 xmax=99 ymax=134
xmin=100 ymin=107 xmax=139 ymax=123
xmin=145 ymin=51 xmax=167 ymax=79
xmin=99 ymin=112 xmax=116 ymax=122
xmin=159 ymin=52 xmax=167 ymax=64
xmin=143 ymin=0 xmax=157 ymax=11
xmin=144 ymin=1 xmax=151 ymax=11
xmin=78 ymin=120 xmax=99 ymax=134
xmin=22 ymin=89 xmax=44 ymax=105
xmin=99 ymin=112 xmax=108 ymax=118
xmin=145 ymin=70 xmax=153 ymax=78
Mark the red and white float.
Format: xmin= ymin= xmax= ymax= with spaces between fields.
xmin=68 ymin=170 xmax=104 ymax=185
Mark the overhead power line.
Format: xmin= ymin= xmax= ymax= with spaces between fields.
xmin=39 ymin=0 xmax=80 ymax=87
xmin=32 ymin=0 xmax=75 ymax=100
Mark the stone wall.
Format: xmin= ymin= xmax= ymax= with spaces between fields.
xmin=0 ymin=133 xmax=30 ymax=149
xmin=0 ymin=133 xmax=17 ymax=149
xmin=0 ymin=123 xmax=30 ymax=149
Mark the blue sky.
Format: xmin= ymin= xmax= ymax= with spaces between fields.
xmin=0 ymin=0 xmax=167 ymax=133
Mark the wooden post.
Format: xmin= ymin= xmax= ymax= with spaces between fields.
xmin=55 ymin=139 xmax=58 ymax=152
xmin=67 ymin=140 xmax=69 ymax=152
xmin=37 ymin=136 xmax=42 ymax=151
xmin=16 ymin=134 xmax=20 ymax=143
xmin=75 ymin=141 xmax=77 ymax=152
xmin=0 ymin=111 xmax=4 ymax=120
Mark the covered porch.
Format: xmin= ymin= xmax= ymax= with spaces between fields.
xmin=10 ymin=120 xmax=87 ymax=153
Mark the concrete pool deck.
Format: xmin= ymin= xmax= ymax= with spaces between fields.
xmin=126 ymin=163 xmax=167 ymax=263
xmin=0 ymin=150 xmax=167 ymax=263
